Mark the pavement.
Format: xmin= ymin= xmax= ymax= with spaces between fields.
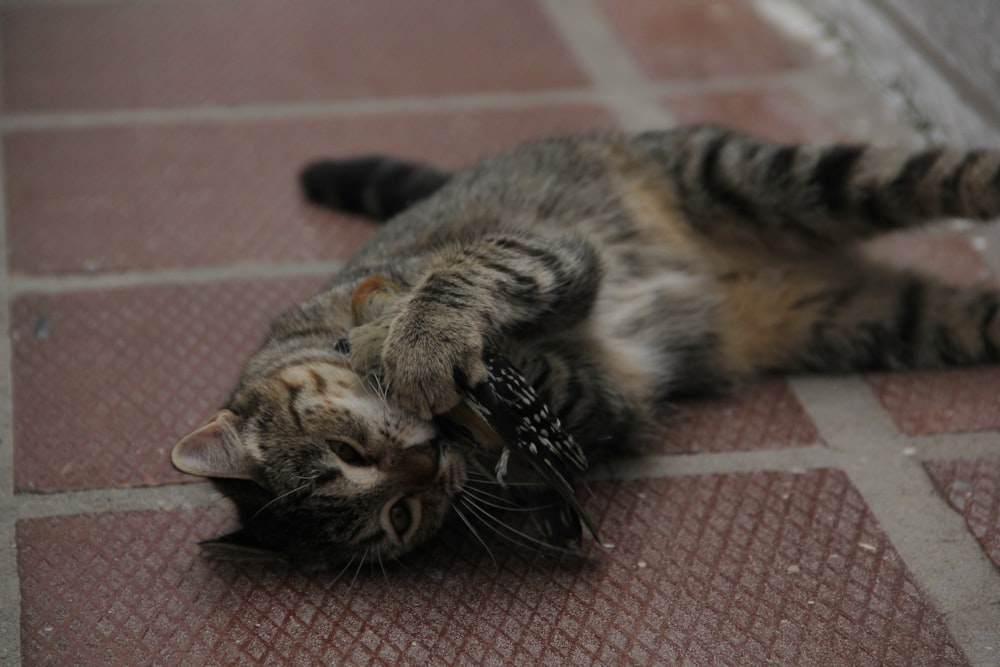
xmin=2 ymin=0 xmax=999 ymax=665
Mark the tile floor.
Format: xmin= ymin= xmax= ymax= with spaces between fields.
xmin=2 ymin=0 xmax=999 ymax=665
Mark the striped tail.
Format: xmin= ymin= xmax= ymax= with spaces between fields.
xmin=639 ymin=126 xmax=1000 ymax=249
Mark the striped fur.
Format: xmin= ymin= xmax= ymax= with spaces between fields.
xmin=173 ymin=125 xmax=1000 ymax=566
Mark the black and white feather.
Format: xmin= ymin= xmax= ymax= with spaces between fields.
xmin=456 ymin=349 xmax=599 ymax=545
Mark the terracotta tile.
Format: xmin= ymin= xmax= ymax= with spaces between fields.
xmin=18 ymin=471 xmax=966 ymax=665
xmin=4 ymin=105 xmax=616 ymax=274
xmin=656 ymin=380 xmax=822 ymax=453
xmin=2 ymin=0 xmax=586 ymax=112
xmin=925 ymin=457 xmax=1000 ymax=569
xmin=597 ymin=0 xmax=797 ymax=81
xmin=867 ymin=367 xmax=1000 ymax=436
xmin=12 ymin=278 xmax=322 ymax=492
xmin=863 ymin=234 xmax=1000 ymax=436
xmin=664 ymin=88 xmax=843 ymax=142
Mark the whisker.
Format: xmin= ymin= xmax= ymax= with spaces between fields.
xmin=460 ymin=483 xmax=519 ymax=506
xmin=331 ymin=555 xmax=358 ymax=586
xmin=350 ymin=547 xmax=369 ymax=588
xmin=375 ymin=546 xmax=390 ymax=585
xmin=461 ymin=494 xmax=577 ymax=557
xmin=251 ymin=480 xmax=312 ymax=519
xmin=461 ymin=486 xmax=558 ymax=513
xmin=453 ymin=501 xmax=498 ymax=572
xmin=465 ymin=469 xmax=549 ymax=488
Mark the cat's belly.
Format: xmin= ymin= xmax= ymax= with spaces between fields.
xmin=590 ymin=268 xmax=714 ymax=406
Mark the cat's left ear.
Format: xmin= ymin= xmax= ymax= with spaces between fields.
xmin=171 ymin=410 xmax=257 ymax=480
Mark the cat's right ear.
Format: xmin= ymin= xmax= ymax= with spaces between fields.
xmin=171 ymin=410 xmax=257 ymax=480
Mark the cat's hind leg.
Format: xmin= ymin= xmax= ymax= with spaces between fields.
xmin=300 ymin=156 xmax=450 ymax=221
xmin=758 ymin=262 xmax=1000 ymax=374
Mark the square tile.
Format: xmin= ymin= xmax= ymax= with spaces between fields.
xmin=2 ymin=0 xmax=587 ymax=112
xmin=4 ymin=105 xmax=616 ymax=274
xmin=597 ymin=0 xmax=797 ymax=81
xmin=18 ymin=471 xmax=967 ymax=665
xmin=12 ymin=278 xmax=321 ymax=492
xmin=867 ymin=366 xmax=1000 ymax=436
xmin=656 ymin=380 xmax=822 ymax=453
xmin=924 ymin=457 xmax=1000 ymax=569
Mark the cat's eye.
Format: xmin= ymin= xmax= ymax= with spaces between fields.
xmin=389 ymin=500 xmax=412 ymax=537
xmin=327 ymin=440 xmax=370 ymax=466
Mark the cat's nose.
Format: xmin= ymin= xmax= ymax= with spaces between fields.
xmin=390 ymin=438 xmax=441 ymax=489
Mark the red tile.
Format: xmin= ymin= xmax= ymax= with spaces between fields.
xmin=925 ymin=457 xmax=1000 ymax=569
xmin=656 ymin=380 xmax=821 ymax=453
xmin=597 ymin=0 xmax=797 ymax=81
xmin=18 ymin=471 xmax=967 ymax=665
xmin=868 ymin=367 xmax=1000 ymax=436
xmin=664 ymin=88 xmax=843 ymax=142
xmin=864 ymin=234 xmax=1000 ymax=436
xmin=4 ymin=105 xmax=616 ymax=274
xmin=2 ymin=0 xmax=587 ymax=112
xmin=12 ymin=278 xmax=322 ymax=492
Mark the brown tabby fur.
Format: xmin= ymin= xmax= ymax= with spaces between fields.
xmin=172 ymin=125 xmax=1000 ymax=567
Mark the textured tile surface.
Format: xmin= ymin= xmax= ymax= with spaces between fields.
xmin=4 ymin=105 xmax=616 ymax=274
xmin=19 ymin=471 xmax=967 ymax=666
xmin=925 ymin=458 xmax=1000 ymax=569
xmin=656 ymin=380 xmax=821 ymax=453
xmin=597 ymin=0 xmax=796 ymax=81
xmin=664 ymin=88 xmax=843 ymax=142
xmin=12 ymin=278 xmax=321 ymax=492
xmin=867 ymin=367 xmax=1000 ymax=436
xmin=1 ymin=0 xmax=586 ymax=112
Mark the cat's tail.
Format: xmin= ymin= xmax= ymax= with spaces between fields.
xmin=639 ymin=126 xmax=1000 ymax=251
xmin=300 ymin=156 xmax=450 ymax=222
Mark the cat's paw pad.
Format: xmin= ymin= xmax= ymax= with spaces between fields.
xmin=381 ymin=311 xmax=487 ymax=419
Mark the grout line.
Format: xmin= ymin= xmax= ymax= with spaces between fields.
xmin=537 ymin=0 xmax=675 ymax=131
xmin=0 ymin=71 xmax=807 ymax=133
xmin=0 ymin=25 xmax=23 ymax=665
xmin=790 ymin=375 xmax=1000 ymax=666
xmin=909 ymin=432 xmax=1000 ymax=462
xmin=0 ymin=89 xmax=603 ymax=131
xmin=590 ymin=444 xmax=837 ymax=481
xmin=15 ymin=482 xmax=223 ymax=520
xmin=7 ymin=259 xmax=344 ymax=296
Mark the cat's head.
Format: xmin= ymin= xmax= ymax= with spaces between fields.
xmin=171 ymin=355 xmax=467 ymax=566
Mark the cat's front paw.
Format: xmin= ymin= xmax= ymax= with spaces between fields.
xmin=348 ymin=316 xmax=391 ymax=381
xmin=381 ymin=308 xmax=488 ymax=419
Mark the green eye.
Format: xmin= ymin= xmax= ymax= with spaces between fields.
xmin=389 ymin=500 xmax=412 ymax=537
xmin=327 ymin=440 xmax=369 ymax=466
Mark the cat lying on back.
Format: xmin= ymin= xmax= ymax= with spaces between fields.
xmin=172 ymin=125 xmax=1000 ymax=567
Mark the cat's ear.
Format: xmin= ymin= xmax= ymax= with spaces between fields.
xmin=199 ymin=530 xmax=287 ymax=563
xmin=171 ymin=410 xmax=257 ymax=480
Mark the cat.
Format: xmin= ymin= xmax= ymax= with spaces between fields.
xmin=171 ymin=124 xmax=1000 ymax=567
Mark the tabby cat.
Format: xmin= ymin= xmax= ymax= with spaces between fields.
xmin=172 ymin=125 xmax=1000 ymax=567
